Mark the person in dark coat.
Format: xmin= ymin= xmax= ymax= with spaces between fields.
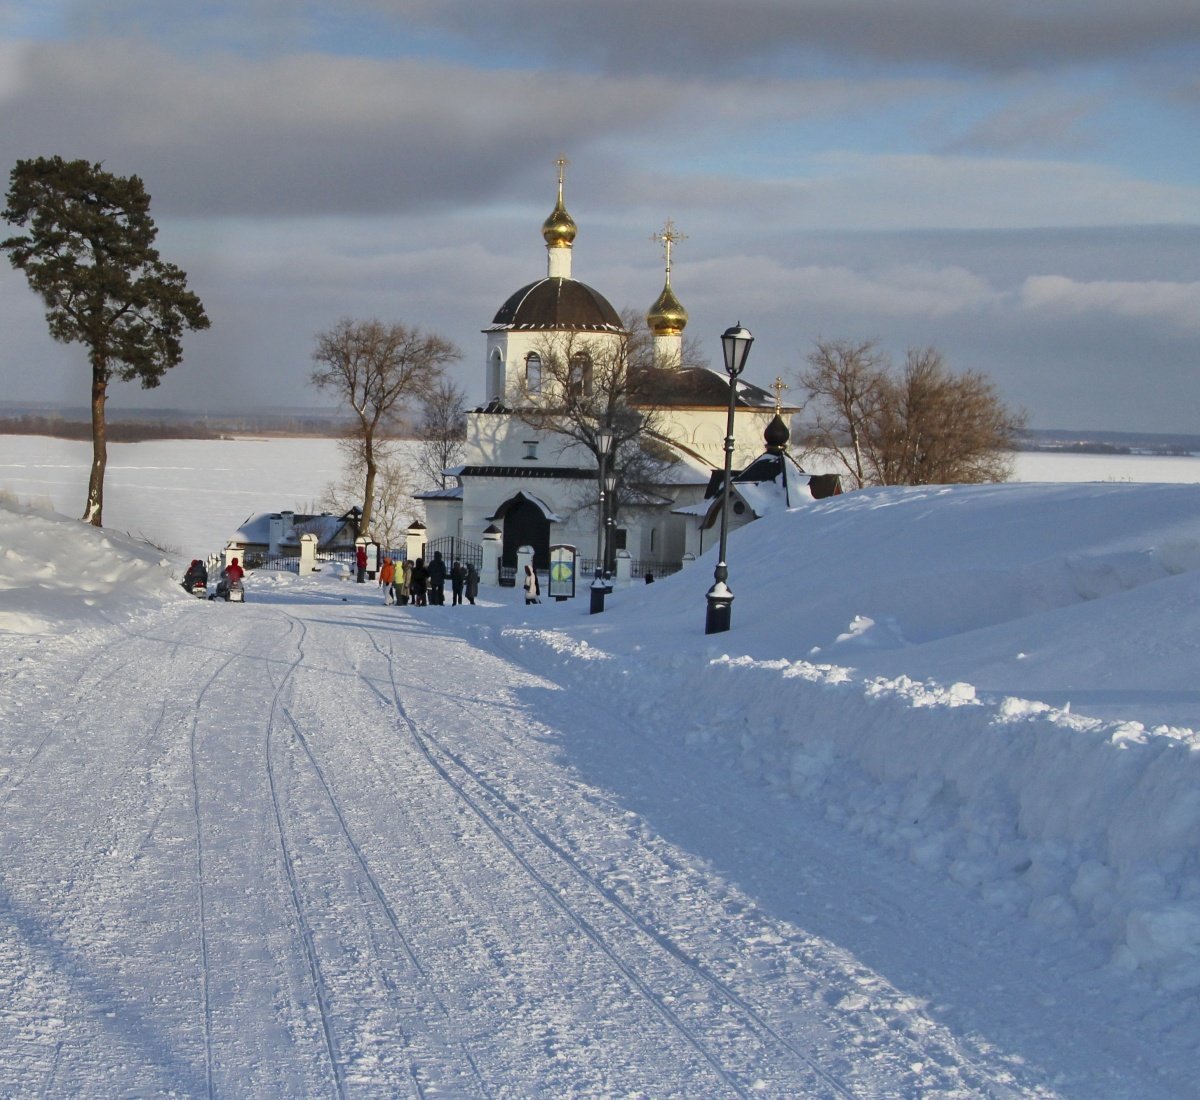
xmin=523 ymin=563 xmax=540 ymax=604
xmin=428 ymin=550 xmax=447 ymax=606
xmin=464 ymin=563 xmax=479 ymax=605
xmin=450 ymin=560 xmax=466 ymax=606
xmin=182 ymin=559 xmax=207 ymax=593
xmin=409 ymin=557 xmax=428 ymax=606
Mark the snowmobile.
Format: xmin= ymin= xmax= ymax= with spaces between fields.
xmin=182 ymin=560 xmax=208 ymax=597
xmin=210 ymin=575 xmax=245 ymax=602
xmin=211 ymin=575 xmax=243 ymax=599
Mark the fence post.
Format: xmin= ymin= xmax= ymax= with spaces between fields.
xmin=482 ymin=524 xmax=502 ymax=585
xmin=299 ymin=533 xmax=318 ymax=575
xmin=406 ymin=521 xmax=426 ymax=567
xmin=615 ymin=548 xmax=632 ymax=587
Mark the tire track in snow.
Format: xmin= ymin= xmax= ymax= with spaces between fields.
xmin=361 ymin=630 xmax=858 ymax=1100
xmin=270 ymin=612 xmax=491 ymax=1099
xmin=258 ymin=614 xmax=350 ymax=1100
xmin=186 ymin=635 xmax=263 ymax=1099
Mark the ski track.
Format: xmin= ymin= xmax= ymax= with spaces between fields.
xmin=0 ymin=587 xmax=1165 ymax=1097
xmin=354 ymin=626 xmax=856 ymax=1098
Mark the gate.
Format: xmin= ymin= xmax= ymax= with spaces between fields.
xmin=425 ymin=536 xmax=483 ymax=571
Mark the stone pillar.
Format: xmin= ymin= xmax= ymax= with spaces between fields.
xmin=481 ymin=524 xmax=502 ymax=585
xmin=298 ymin=533 xmax=318 ymax=576
xmin=516 ymin=545 xmax=534 ymax=593
xmin=224 ymin=544 xmax=240 ymax=568
xmin=681 ymin=552 xmax=696 ymax=569
xmin=614 ymin=548 xmax=632 ymax=587
xmin=268 ymin=514 xmax=283 ymax=556
xmin=406 ymin=521 xmax=427 ymax=566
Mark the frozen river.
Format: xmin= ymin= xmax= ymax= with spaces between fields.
xmin=3 ymin=434 xmax=1199 ymax=561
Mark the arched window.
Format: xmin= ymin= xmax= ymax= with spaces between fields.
xmin=524 ymin=353 xmax=542 ymax=394
xmin=488 ymin=349 xmax=504 ymax=401
xmin=569 ymin=353 xmax=593 ymax=398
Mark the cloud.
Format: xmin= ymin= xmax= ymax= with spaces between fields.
xmin=367 ymin=0 xmax=1200 ymax=75
xmin=1020 ymin=275 xmax=1200 ymax=332
xmin=0 ymin=38 xmax=681 ymax=216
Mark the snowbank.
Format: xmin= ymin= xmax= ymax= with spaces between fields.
xmin=486 ymin=483 xmax=1200 ymax=994
xmin=0 ymin=498 xmax=184 ymax=636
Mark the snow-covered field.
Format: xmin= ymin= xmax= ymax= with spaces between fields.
xmin=4 ymin=435 xmax=1200 ymax=560
xmin=2 ymin=438 xmax=1200 ymax=1096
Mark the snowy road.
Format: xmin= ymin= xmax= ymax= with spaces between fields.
xmin=0 ymin=581 xmax=1186 ymax=1097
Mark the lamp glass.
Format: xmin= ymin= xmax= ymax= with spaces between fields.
xmin=721 ymin=323 xmax=754 ymax=378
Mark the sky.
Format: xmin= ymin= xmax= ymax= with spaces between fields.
xmin=1 ymin=0 xmax=1198 ymax=432
xmin=3 ymin=461 xmax=1200 ymax=1092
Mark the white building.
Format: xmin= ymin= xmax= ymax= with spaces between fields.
xmin=418 ymin=164 xmax=822 ymax=583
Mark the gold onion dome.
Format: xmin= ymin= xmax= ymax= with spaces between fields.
xmin=542 ymin=195 xmax=576 ymax=249
xmin=647 ymin=281 xmax=688 ymax=335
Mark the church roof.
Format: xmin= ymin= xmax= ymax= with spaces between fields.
xmin=486 ymin=278 xmax=624 ymax=334
xmin=632 ymin=366 xmax=781 ymax=410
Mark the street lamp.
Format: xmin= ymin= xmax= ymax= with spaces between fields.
xmin=705 ymin=322 xmax=754 ymax=634
xmin=603 ymin=468 xmax=617 ymax=576
xmin=591 ymin=424 xmax=614 ymax=614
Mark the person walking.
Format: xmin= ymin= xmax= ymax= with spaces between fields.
xmin=450 ymin=559 xmax=466 ymax=606
xmin=523 ymin=563 xmax=540 ymax=605
xmin=398 ymin=558 xmax=412 ymax=605
xmin=378 ymin=557 xmax=395 ymax=604
xmin=465 ymin=562 xmax=479 ymax=606
xmin=356 ymin=543 xmax=367 ymax=583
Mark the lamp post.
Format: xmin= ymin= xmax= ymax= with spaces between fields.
xmin=603 ymin=468 xmax=617 ymax=577
xmin=591 ymin=424 xmax=614 ymax=614
xmin=705 ymin=322 xmax=754 ymax=634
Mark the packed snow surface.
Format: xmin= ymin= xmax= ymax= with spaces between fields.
xmin=2 ymin=449 xmax=1200 ymax=1095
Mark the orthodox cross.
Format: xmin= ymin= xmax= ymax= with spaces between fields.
xmin=772 ymin=376 xmax=789 ymax=415
xmin=555 ymin=155 xmax=569 ymax=195
xmin=652 ymin=219 xmax=687 ymax=282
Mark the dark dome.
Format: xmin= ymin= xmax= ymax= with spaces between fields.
xmin=764 ymin=413 xmax=790 ymax=453
xmin=488 ymin=278 xmax=623 ymax=333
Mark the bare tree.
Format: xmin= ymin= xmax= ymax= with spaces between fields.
xmin=796 ymin=339 xmax=1025 ymax=487
xmin=415 ymin=379 xmax=467 ymax=490
xmin=310 ymin=318 xmax=459 ymax=535
xmin=319 ymin=439 xmax=417 ymax=553
xmin=870 ymin=348 xmax=1026 ymax=485
xmin=796 ymin=339 xmax=890 ymax=490
xmin=508 ymin=310 xmax=682 ymax=555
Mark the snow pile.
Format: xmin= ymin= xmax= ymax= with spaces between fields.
xmin=489 ymin=482 xmax=1200 ymax=994
xmin=5 ymin=476 xmax=1200 ymax=995
xmin=0 ymin=497 xmax=184 ymax=636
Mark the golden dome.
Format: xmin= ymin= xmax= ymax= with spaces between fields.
xmin=647 ymin=280 xmax=688 ymax=335
xmin=542 ymin=197 xmax=576 ymax=248
xmin=542 ymin=157 xmax=576 ymax=249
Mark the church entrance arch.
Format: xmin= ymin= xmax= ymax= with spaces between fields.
xmin=500 ymin=497 xmax=550 ymax=571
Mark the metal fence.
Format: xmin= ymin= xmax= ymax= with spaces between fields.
xmin=424 ymin=536 xmax=483 ymax=571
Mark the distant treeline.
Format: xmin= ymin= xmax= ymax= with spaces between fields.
xmin=0 ymin=414 xmax=355 ymax=441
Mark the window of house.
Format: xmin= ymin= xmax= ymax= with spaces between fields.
xmin=488 ymin=350 xmax=504 ymax=401
xmin=568 ymin=353 xmax=593 ymax=398
xmin=523 ymin=440 xmax=538 ymax=460
xmin=525 ymin=353 xmax=541 ymax=394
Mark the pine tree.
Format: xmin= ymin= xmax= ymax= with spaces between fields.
xmin=3 ymin=156 xmax=210 ymax=525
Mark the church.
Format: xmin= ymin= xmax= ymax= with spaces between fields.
xmin=417 ymin=162 xmax=827 ymax=584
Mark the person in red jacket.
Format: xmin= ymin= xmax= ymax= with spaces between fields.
xmin=213 ymin=557 xmax=245 ymax=600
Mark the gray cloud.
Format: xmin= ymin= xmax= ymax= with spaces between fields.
xmin=370 ymin=0 xmax=1200 ymax=75
xmin=0 ymin=39 xmax=679 ymax=216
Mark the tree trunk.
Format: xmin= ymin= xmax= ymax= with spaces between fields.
xmin=360 ymin=436 xmax=377 ymax=536
xmin=83 ymin=371 xmax=107 ymax=526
